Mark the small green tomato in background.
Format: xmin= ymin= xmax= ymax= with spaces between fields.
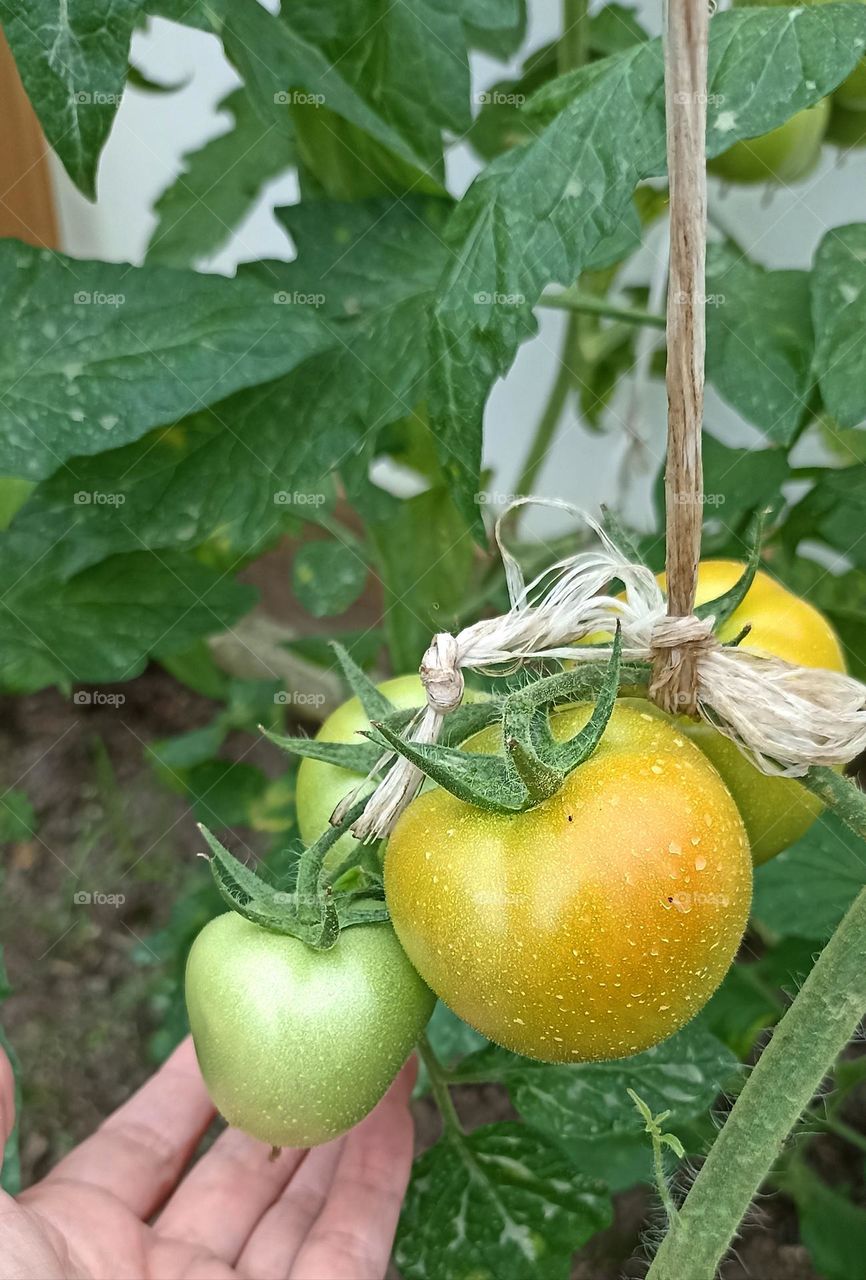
xmin=709 ymin=99 xmax=830 ymax=185
xmin=185 ymin=912 xmax=435 ymax=1148
xmin=296 ymin=674 xmax=425 ymax=863
xmin=654 ymin=561 xmax=846 ymax=864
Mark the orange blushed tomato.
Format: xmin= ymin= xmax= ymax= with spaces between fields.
xmin=385 ymin=703 xmax=751 ymax=1064
xmin=655 ymin=561 xmax=846 ymax=865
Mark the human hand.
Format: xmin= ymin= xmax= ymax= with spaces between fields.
xmin=0 ymin=1038 xmax=416 ymax=1279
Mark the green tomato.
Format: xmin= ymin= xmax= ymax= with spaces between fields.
xmin=833 ymin=58 xmax=866 ymax=112
xmin=709 ymin=99 xmax=830 ymax=184
xmin=826 ymin=102 xmax=866 ymax=149
xmin=185 ymin=912 xmax=435 ymax=1147
xmin=296 ymin=674 xmax=426 ymax=864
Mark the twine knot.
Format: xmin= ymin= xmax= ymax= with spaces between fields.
xmin=420 ymin=633 xmax=464 ymax=713
xmin=649 ymin=613 xmax=717 ymax=719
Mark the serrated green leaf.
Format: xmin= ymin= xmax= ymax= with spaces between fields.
xmin=457 ymin=1020 xmax=737 ymax=1148
xmin=395 ymin=1122 xmax=611 ymax=1280
xmin=754 ymin=809 xmax=866 ymax=941
xmin=812 ymin=223 xmax=866 ymax=428
xmin=148 ymin=724 xmax=228 ymax=773
xmin=219 ymin=0 xmax=466 ymax=179
xmin=781 ymin=466 xmax=866 ymax=573
xmin=187 ymin=762 xmax=270 ymax=831
xmin=0 ymin=551 xmax=255 ymax=693
xmin=705 ymin=244 xmax=814 ymax=444
xmin=147 ymin=88 xmax=295 ymax=267
xmin=428 ymin=4 xmax=866 ymax=524
xmin=293 ymin=541 xmax=368 ymax=618
xmin=684 ymin=433 xmax=790 ymax=547
xmin=0 ymin=242 xmax=330 ymax=480
xmin=0 ymin=0 xmax=141 ymax=197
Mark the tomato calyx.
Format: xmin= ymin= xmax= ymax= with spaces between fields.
xmin=368 ymin=626 xmax=630 ymax=815
xmin=692 ymin=513 xmax=765 ymax=630
xmin=198 ymin=793 xmax=386 ymax=950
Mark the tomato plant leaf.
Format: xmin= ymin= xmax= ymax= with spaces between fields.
xmin=219 ymin=0 xmax=465 ymax=180
xmin=785 ymin=1162 xmax=866 ymax=1280
xmin=147 ymin=88 xmax=296 ymax=268
xmin=753 ymin=809 xmax=866 ymax=941
xmin=395 ymin=1122 xmax=611 ymax=1280
xmin=705 ymin=245 xmax=814 ymax=445
xmin=0 ymin=243 xmax=331 ymax=480
xmin=293 ymin=542 xmax=368 ymax=619
xmin=428 ymin=4 xmax=866 ymax=525
xmin=812 ymin=223 xmax=866 ymax=428
xmin=0 ymin=0 xmax=141 ymax=198
xmin=0 ymin=551 xmax=255 ymax=694
xmin=455 ymin=1020 xmax=737 ymax=1149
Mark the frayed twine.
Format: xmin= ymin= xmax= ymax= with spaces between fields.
xmin=342 ymin=500 xmax=866 ymax=842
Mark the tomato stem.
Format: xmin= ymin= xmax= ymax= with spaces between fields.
xmin=646 ymin=882 xmax=866 ymax=1279
xmin=418 ymin=1033 xmax=465 ymax=1137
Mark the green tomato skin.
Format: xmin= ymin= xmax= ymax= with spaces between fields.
xmin=185 ymin=913 xmax=435 ymax=1148
xmin=709 ymin=99 xmax=830 ymax=184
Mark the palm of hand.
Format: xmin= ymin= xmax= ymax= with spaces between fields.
xmin=0 ymin=1040 xmax=415 ymax=1280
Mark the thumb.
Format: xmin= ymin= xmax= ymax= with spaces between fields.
xmin=0 ymin=1040 xmax=17 ymax=1168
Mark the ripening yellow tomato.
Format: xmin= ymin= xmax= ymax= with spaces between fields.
xmin=385 ymin=702 xmax=751 ymax=1063
xmin=655 ymin=561 xmax=846 ymax=864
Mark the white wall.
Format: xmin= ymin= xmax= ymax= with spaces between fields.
xmin=49 ymin=2 xmax=866 ymax=538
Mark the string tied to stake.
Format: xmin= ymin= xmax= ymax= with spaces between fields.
xmin=649 ymin=612 xmax=718 ymax=717
xmin=346 ymin=499 xmax=866 ymax=844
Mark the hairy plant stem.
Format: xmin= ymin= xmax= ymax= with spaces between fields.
xmin=538 ymin=288 xmax=666 ymax=328
xmin=647 ymin=767 xmax=866 ymax=1279
xmin=418 ymin=1033 xmax=464 ymax=1137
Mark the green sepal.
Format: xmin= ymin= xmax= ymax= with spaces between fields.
xmin=261 ymin=727 xmax=381 ymax=775
xmin=695 ymin=509 xmax=767 ymax=631
xmin=600 ymin=504 xmax=647 ymax=567
xmin=365 ymin=724 xmax=530 ymax=812
xmin=545 ymin=623 xmax=623 ymax=773
xmin=334 ymin=891 xmax=391 ymax=928
xmin=330 ymin=641 xmax=396 ymax=721
xmin=368 ymin=632 xmax=627 ymax=815
xmin=439 ymin=696 xmax=502 ymax=744
xmin=199 ymin=824 xmax=339 ymax=948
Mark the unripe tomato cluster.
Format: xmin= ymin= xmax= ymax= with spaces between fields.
xmin=185 ymin=564 xmax=846 ymax=1145
xmin=712 ymin=0 xmax=866 ymax=180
